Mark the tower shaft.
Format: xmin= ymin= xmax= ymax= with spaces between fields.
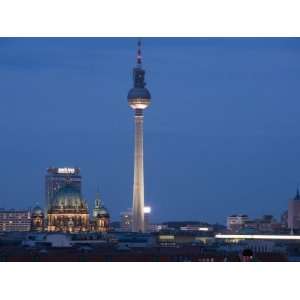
xmin=132 ymin=111 xmax=145 ymax=232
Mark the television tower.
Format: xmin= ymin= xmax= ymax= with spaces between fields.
xmin=127 ymin=40 xmax=151 ymax=232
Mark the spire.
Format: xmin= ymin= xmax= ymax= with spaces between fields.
xmin=136 ymin=38 xmax=142 ymax=66
xmin=95 ymin=187 xmax=102 ymax=208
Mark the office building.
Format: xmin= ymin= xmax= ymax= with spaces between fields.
xmin=45 ymin=167 xmax=81 ymax=211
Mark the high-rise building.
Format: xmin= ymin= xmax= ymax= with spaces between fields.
xmin=120 ymin=209 xmax=133 ymax=232
xmin=288 ymin=188 xmax=300 ymax=231
xmin=127 ymin=40 xmax=151 ymax=232
xmin=45 ymin=167 xmax=81 ymax=211
xmin=0 ymin=209 xmax=31 ymax=232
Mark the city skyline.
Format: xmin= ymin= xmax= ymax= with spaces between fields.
xmin=0 ymin=38 xmax=300 ymax=223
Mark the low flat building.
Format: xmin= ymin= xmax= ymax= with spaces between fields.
xmin=148 ymin=224 xmax=168 ymax=232
xmin=157 ymin=231 xmax=214 ymax=247
xmin=0 ymin=209 xmax=31 ymax=232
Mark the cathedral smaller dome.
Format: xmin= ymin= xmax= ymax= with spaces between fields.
xmin=32 ymin=205 xmax=43 ymax=216
xmin=94 ymin=207 xmax=109 ymax=218
xmin=93 ymin=195 xmax=110 ymax=218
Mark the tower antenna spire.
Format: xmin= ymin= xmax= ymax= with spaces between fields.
xmin=137 ymin=38 xmax=142 ymax=66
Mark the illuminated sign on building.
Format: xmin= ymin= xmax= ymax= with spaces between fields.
xmin=57 ymin=168 xmax=76 ymax=174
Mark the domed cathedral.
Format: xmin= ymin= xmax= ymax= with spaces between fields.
xmin=47 ymin=184 xmax=89 ymax=233
xmin=31 ymin=205 xmax=45 ymax=231
xmin=91 ymin=192 xmax=110 ymax=232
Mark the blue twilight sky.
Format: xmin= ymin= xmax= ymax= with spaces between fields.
xmin=0 ymin=38 xmax=300 ymax=224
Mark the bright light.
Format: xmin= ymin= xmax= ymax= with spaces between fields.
xmin=144 ymin=206 xmax=151 ymax=214
xmin=215 ymin=234 xmax=300 ymax=240
xmin=159 ymin=235 xmax=174 ymax=240
xmin=180 ymin=226 xmax=210 ymax=231
xmin=57 ymin=168 xmax=75 ymax=174
xmin=198 ymin=227 xmax=209 ymax=231
xmin=130 ymin=103 xmax=148 ymax=109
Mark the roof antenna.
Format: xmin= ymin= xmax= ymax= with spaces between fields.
xmin=137 ymin=38 xmax=142 ymax=67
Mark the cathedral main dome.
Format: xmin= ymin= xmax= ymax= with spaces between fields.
xmin=49 ymin=185 xmax=88 ymax=213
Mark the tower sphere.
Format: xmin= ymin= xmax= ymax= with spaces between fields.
xmin=127 ymin=39 xmax=151 ymax=111
xmin=127 ymin=88 xmax=151 ymax=108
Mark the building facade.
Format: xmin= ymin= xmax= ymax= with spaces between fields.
xmin=0 ymin=209 xmax=31 ymax=232
xmin=47 ymin=184 xmax=89 ymax=233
